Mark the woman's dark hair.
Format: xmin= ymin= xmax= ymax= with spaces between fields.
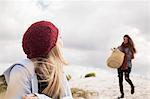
xmin=124 ymin=34 xmax=136 ymax=54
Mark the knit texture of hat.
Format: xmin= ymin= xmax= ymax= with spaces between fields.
xmin=22 ymin=21 xmax=59 ymax=59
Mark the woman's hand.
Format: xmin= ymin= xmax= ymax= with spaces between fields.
xmin=22 ymin=94 xmax=38 ymax=99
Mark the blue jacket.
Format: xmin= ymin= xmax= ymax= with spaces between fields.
xmin=3 ymin=59 xmax=73 ymax=99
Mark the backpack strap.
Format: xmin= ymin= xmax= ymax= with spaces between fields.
xmin=3 ymin=63 xmax=31 ymax=83
xmin=15 ymin=59 xmax=38 ymax=93
xmin=3 ymin=59 xmax=38 ymax=93
xmin=9 ymin=63 xmax=28 ymax=74
xmin=10 ymin=64 xmax=34 ymax=93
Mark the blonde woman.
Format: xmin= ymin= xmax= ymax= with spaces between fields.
xmin=3 ymin=21 xmax=73 ymax=99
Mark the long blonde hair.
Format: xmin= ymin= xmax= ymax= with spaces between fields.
xmin=32 ymin=43 xmax=67 ymax=99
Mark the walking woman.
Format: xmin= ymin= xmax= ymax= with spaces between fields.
xmin=117 ymin=34 xmax=136 ymax=98
xmin=3 ymin=21 xmax=73 ymax=99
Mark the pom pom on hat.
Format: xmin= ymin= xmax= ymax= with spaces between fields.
xmin=22 ymin=21 xmax=59 ymax=59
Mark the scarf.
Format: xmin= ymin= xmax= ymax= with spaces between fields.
xmin=120 ymin=43 xmax=129 ymax=70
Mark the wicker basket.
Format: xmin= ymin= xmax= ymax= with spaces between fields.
xmin=107 ymin=49 xmax=125 ymax=68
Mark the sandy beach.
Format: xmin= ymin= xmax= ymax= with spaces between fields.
xmin=66 ymin=66 xmax=150 ymax=99
xmin=1 ymin=65 xmax=150 ymax=99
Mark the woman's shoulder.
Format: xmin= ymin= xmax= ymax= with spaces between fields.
xmin=11 ymin=59 xmax=35 ymax=75
xmin=117 ymin=46 xmax=123 ymax=51
xmin=3 ymin=59 xmax=35 ymax=83
xmin=19 ymin=59 xmax=35 ymax=74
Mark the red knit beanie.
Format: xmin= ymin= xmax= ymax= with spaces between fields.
xmin=22 ymin=21 xmax=59 ymax=59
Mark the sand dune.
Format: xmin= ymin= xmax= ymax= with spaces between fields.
xmin=1 ymin=65 xmax=150 ymax=99
xmin=66 ymin=66 xmax=150 ymax=99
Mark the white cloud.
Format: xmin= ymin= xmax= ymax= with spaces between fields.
xmin=0 ymin=0 xmax=149 ymax=76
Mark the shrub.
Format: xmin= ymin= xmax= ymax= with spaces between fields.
xmin=84 ymin=72 xmax=96 ymax=78
xmin=71 ymin=88 xmax=99 ymax=98
xmin=66 ymin=74 xmax=72 ymax=81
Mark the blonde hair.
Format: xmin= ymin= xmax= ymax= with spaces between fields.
xmin=32 ymin=43 xmax=67 ymax=99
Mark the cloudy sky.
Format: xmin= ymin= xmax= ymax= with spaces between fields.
xmin=0 ymin=0 xmax=149 ymax=77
